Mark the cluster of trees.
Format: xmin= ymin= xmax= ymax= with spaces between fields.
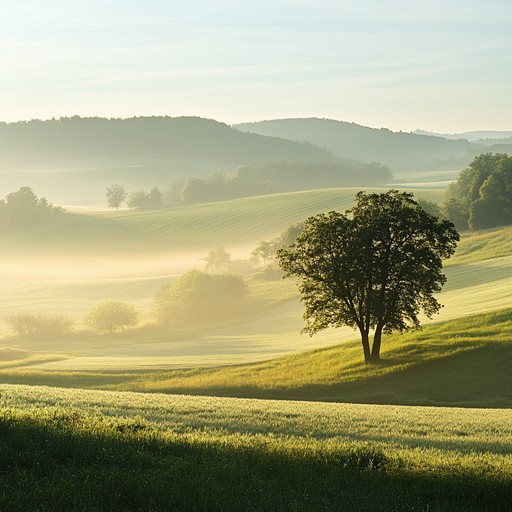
xmin=251 ymin=223 xmax=304 ymax=271
xmin=176 ymin=161 xmax=392 ymax=203
xmin=443 ymin=153 xmax=512 ymax=230
xmin=105 ymin=185 xmax=164 ymax=210
xmin=5 ymin=313 xmax=73 ymax=338
xmin=198 ymin=223 xmax=304 ymax=280
xmin=0 ymin=187 xmax=63 ymax=231
xmin=6 ymin=272 xmax=250 ymax=336
xmin=107 ymin=159 xmax=392 ymax=209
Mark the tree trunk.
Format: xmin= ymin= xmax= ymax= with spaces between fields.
xmin=370 ymin=324 xmax=384 ymax=363
xmin=360 ymin=330 xmax=371 ymax=364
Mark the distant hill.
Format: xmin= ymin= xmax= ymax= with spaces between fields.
xmin=0 ymin=116 xmax=336 ymax=202
xmin=415 ymin=129 xmax=512 ymax=143
xmin=235 ymin=118 xmax=512 ymax=172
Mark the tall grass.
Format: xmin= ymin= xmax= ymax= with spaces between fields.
xmin=0 ymin=384 xmax=511 ymax=511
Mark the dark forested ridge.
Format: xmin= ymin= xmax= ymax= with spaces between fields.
xmin=0 ymin=116 xmax=335 ymax=170
xmin=235 ymin=118 xmax=512 ymax=172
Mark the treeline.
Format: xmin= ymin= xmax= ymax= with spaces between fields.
xmin=0 ymin=187 xmax=63 ymax=231
xmin=174 ymin=161 xmax=392 ymax=203
xmin=107 ymin=161 xmax=392 ymax=208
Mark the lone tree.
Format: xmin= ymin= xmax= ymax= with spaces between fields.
xmin=203 ymin=247 xmax=232 ymax=274
xmin=84 ymin=301 xmax=138 ymax=335
xmin=105 ymin=184 xmax=127 ymax=210
xmin=277 ymin=190 xmax=459 ymax=364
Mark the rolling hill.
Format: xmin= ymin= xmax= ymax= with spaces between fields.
xmin=2 ymin=187 xmax=444 ymax=259
xmin=235 ymin=118 xmax=512 ymax=173
xmin=0 ymin=189 xmax=512 ymax=403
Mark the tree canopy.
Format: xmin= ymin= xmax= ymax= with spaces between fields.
xmin=277 ymin=190 xmax=459 ymax=364
xmin=444 ymin=153 xmax=512 ymax=230
xmin=84 ymin=301 xmax=138 ymax=334
xmin=153 ymin=270 xmax=247 ymax=326
xmin=105 ymin=184 xmax=127 ymax=210
xmin=203 ymin=247 xmax=232 ymax=274
xmin=0 ymin=187 xmax=63 ymax=231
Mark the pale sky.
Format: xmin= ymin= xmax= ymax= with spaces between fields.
xmin=1 ymin=0 xmax=511 ymax=132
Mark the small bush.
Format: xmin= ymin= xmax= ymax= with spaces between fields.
xmin=5 ymin=313 xmax=73 ymax=338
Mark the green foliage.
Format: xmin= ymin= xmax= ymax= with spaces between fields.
xmin=153 ymin=270 xmax=247 ymax=326
xmin=0 ymin=187 xmax=63 ymax=231
xmin=444 ymin=153 xmax=512 ymax=229
xmin=5 ymin=313 xmax=73 ymax=338
xmin=105 ymin=184 xmax=127 ymax=210
xmin=278 ymin=190 xmax=459 ymax=363
xmin=84 ymin=301 xmax=138 ymax=334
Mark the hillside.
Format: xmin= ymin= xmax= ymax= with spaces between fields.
xmin=235 ymin=118 xmax=512 ymax=172
xmin=109 ymin=309 xmax=512 ymax=407
xmin=1 ymin=224 xmax=511 ymax=398
xmin=2 ymin=187 xmax=444 ymax=259
xmin=0 ymin=116 xmax=335 ymax=203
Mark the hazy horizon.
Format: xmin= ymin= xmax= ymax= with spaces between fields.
xmin=1 ymin=0 xmax=511 ymax=134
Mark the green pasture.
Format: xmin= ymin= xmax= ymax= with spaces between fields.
xmin=4 ymin=187 xmax=445 ymax=256
xmin=1 ymin=308 xmax=511 ymax=407
xmin=0 ymin=384 xmax=510 ymax=511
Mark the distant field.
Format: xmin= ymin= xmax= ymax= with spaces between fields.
xmin=4 ymin=187 xmax=445 ymax=259
xmin=0 ymin=384 xmax=510 ymax=511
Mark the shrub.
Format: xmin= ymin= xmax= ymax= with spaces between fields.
xmin=5 ymin=313 xmax=73 ymax=338
xmin=153 ymin=270 xmax=248 ymax=326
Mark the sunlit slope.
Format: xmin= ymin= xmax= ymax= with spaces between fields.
xmin=0 ymin=223 xmax=511 ymax=372
xmin=445 ymin=225 xmax=512 ymax=265
xmin=113 ymin=309 xmax=512 ymax=407
xmin=3 ymin=187 xmax=444 ymax=257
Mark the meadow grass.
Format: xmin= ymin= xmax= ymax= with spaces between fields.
xmin=1 ymin=309 xmax=511 ymax=407
xmin=445 ymin=225 xmax=512 ymax=265
xmin=109 ymin=308 xmax=512 ymax=406
xmin=0 ymin=384 xmax=511 ymax=511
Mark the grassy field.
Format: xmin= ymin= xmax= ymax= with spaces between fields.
xmin=0 ymin=384 xmax=511 ymax=511
xmin=1 ymin=309 xmax=510 ymax=407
